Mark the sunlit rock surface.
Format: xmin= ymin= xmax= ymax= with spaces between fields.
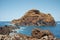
xmin=12 ymin=9 xmax=56 ymax=26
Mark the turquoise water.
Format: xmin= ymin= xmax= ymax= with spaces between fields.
xmin=0 ymin=21 xmax=60 ymax=38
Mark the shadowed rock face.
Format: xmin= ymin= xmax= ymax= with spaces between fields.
xmin=12 ymin=9 xmax=56 ymax=26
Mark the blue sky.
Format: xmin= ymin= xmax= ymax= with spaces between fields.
xmin=0 ymin=0 xmax=60 ymax=21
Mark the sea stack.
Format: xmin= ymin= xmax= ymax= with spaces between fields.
xmin=12 ymin=9 xmax=56 ymax=26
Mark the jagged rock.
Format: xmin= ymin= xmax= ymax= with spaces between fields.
xmin=12 ymin=9 xmax=56 ymax=26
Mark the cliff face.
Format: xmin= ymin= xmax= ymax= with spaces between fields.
xmin=12 ymin=9 xmax=56 ymax=26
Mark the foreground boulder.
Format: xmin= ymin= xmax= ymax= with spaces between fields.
xmin=0 ymin=28 xmax=56 ymax=40
xmin=12 ymin=9 xmax=56 ymax=26
xmin=32 ymin=28 xmax=55 ymax=40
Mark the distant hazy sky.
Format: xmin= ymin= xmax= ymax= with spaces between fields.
xmin=0 ymin=0 xmax=60 ymax=21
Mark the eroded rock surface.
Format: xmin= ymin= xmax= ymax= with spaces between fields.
xmin=12 ymin=9 xmax=56 ymax=26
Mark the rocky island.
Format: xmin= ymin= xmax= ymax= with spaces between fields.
xmin=12 ymin=9 xmax=56 ymax=26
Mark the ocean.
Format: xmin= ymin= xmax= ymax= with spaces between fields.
xmin=0 ymin=21 xmax=60 ymax=38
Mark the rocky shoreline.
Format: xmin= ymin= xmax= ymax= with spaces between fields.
xmin=0 ymin=28 xmax=58 ymax=40
xmin=0 ymin=9 xmax=58 ymax=40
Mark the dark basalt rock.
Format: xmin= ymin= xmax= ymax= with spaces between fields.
xmin=12 ymin=9 xmax=56 ymax=26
